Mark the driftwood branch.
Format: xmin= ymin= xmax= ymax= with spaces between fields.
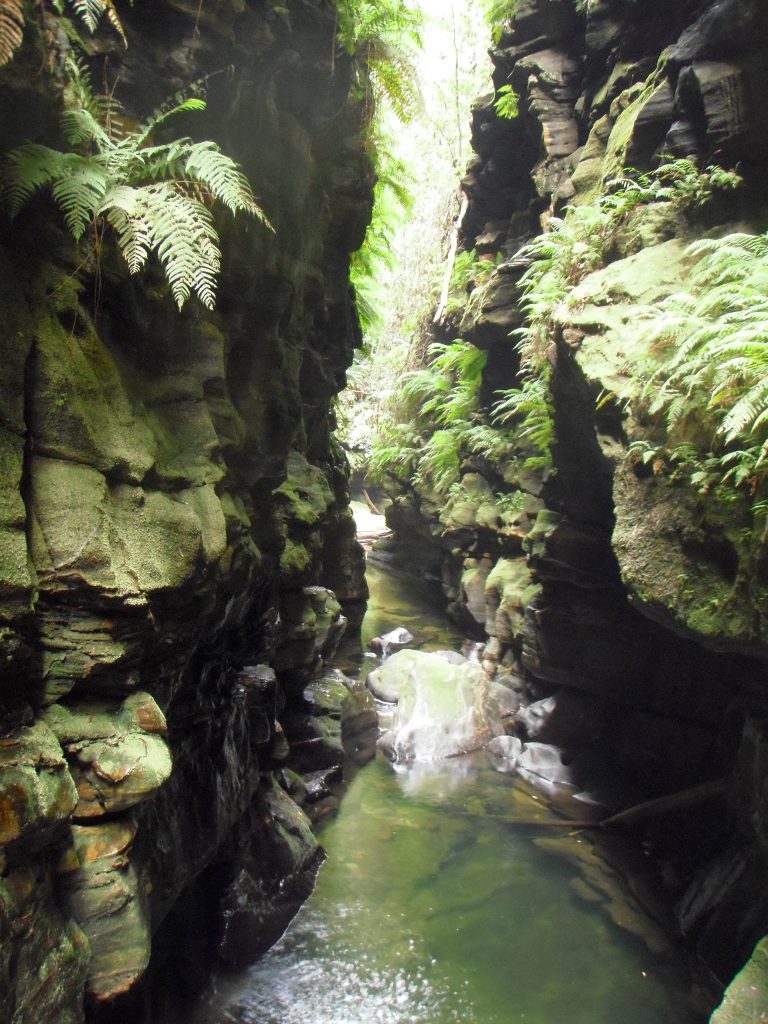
xmin=439 ymin=777 xmax=730 ymax=833
xmin=433 ymin=191 xmax=470 ymax=325
xmin=362 ymin=488 xmax=382 ymax=515
xmin=597 ymin=778 xmax=729 ymax=831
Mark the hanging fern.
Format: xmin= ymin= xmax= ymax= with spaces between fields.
xmin=333 ymin=0 xmax=422 ymax=124
xmin=0 ymin=0 xmax=24 ymax=67
xmin=0 ymin=0 xmax=127 ymax=66
xmin=492 ymin=372 xmax=555 ymax=470
xmin=639 ymin=231 xmax=768 ymax=507
xmin=2 ymin=70 xmax=271 ymax=309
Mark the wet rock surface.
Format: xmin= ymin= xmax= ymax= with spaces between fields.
xmin=375 ymin=0 xmax=768 ymax=1003
xmin=0 ymin=1 xmax=373 ymax=1020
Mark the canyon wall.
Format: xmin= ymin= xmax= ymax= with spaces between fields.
xmin=380 ymin=0 xmax=768 ymax=997
xmin=0 ymin=2 xmax=373 ymax=1021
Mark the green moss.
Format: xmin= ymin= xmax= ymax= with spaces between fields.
xmin=710 ymin=937 xmax=768 ymax=1023
xmin=601 ymin=76 xmax=663 ymax=183
xmin=280 ymin=539 xmax=313 ymax=577
xmin=274 ymin=451 xmax=333 ymax=526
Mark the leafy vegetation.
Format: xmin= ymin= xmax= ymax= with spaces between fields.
xmin=369 ymin=339 xmax=518 ymax=494
xmin=515 ymin=159 xmax=742 ymax=371
xmin=493 ymin=84 xmax=519 ymax=120
xmin=635 ymin=231 xmax=768 ymax=512
xmin=2 ymin=62 xmax=269 ymax=308
xmin=492 ymin=373 xmax=554 ymax=471
xmin=333 ymin=0 xmax=422 ymax=331
xmin=0 ymin=0 xmax=126 ymax=66
xmin=351 ymin=137 xmax=413 ymax=331
xmin=481 ymin=0 xmax=516 ymax=44
xmin=333 ymin=0 xmax=422 ymax=122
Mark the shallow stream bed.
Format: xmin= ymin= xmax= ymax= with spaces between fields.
xmin=192 ymin=560 xmax=707 ymax=1024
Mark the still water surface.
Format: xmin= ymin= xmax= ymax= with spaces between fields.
xmin=193 ymin=561 xmax=703 ymax=1024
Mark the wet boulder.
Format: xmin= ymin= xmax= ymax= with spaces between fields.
xmin=367 ymin=649 xmax=496 ymax=762
xmin=516 ymin=742 xmax=575 ymax=786
xmin=42 ymin=693 xmax=172 ymax=820
xmin=369 ymin=626 xmax=414 ymax=657
xmin=0 ymin=721 xmax=78 ymax=847
xmin=488 ymin=735 xmax=524 ymax=770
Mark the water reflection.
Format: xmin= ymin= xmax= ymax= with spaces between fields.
xmin=191 ymin=554 xmax=706 ymax=1024
xmin=193 ymin=755 xmax=702 ymax=1024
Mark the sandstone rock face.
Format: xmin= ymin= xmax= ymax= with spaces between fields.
xmin=0 ymin=2 xmax=372 ymax=1020
xmin=378 ymin=0 xmax=768 ymax=1000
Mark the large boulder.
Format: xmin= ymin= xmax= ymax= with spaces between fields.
xmin=367 ymin=649 xmax=496 ymax=762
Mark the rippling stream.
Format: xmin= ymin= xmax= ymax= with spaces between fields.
xmin=192 ymin=560 xmax=705 ymax=1024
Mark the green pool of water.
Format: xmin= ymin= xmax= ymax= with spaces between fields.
xmin=196 ymin=753 xmax=701 ymax=1024
xmin=193 ymin=561 xmax=704 ymax=1024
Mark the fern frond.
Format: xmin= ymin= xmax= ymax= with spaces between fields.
xmin=0 ymin=0 xmax=24 ymax=68
xmin=103 ymin=0 xmax=127 ymax=45
xmin=68 ymin=0 xmax=110 ymax=33
xmin=183 ymin=141 xmax=271 ymax=224
xmin=50 ymin=154 xmax=109 ymax=237
xmin=61 ymin=106 xmax=112 ymax=149
xmin=3 ymin=144 xmax=64 ymax=216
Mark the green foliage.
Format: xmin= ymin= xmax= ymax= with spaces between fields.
xmin=402 ymin=340 xmax=486 ymax=426
xmin=516 ymin=205 xmax=607 ymax=369
xmin=515 ymin=158 xmax=742 ymax=372
xmin=601 ymin=159 xmax=742 ymax=218
xmin=494 ymin=84 xmax=519 ymax=120
xmin=351 ymin=137 xmax=413 ymax=331
xmin=338 ymin=0 xmax=421 ymax=330
xmin=639 ymin=231 xmax=768 ymax=508
xmin=333 ymin=0 xmax=422 ymax=124
xmin=0 ymin=0 xmax=127 ymax=66
xmin=369 ymin=338 xmax=525 ymax=494
xmin=2 ymin=63 xmax=270 ymax=309
xmin=481 ymin=0 xmax=516 ymax=44
xmin=492 ymin=372 xmax=554 ymax=470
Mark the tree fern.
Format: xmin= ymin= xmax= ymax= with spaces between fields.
xmin=2 ymin=70 xmax=271 ymax=309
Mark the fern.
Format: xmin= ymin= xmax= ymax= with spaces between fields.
xmin=492 ymin=372 xmax=554 ymax=469
xmin=0 ymin=0 xmax=24 ymax=67
xmin=640 ymin=230 xmax=768 ymax=507
xmin=481 ymin=0 xmax=516 ymax=44
xmin=494 ymin=84 xmax=519 ymax=120
xmin=2 ymin=70 xmax=270 ymax=309
xmin=0 ymin=0 xmax=127 ymax=67
xmin=333 ymin=0 xmax=421 ymax=127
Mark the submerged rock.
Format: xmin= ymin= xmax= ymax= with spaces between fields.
xmin=369 ymin=626 xmax=414 ymax=657
xmin=516 ymin=742 xmax=575 ymax=786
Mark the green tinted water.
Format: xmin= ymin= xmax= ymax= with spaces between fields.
xmin=194 ymin=561 xmax=704 ymax=1024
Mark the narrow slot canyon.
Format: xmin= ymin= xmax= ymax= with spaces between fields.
xmin=0 ymin=2 xmax=767 ymax=1023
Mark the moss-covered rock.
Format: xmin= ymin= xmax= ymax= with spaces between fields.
xmin=0 ymin=721 xmax=77 ymax=847
xmin=61 ymin=819 xmax=150 ymax=1004
xmin=710 ymin=936 xmax=768 ymax=1023
xmin=0 ymin=862 xmax=90 ymax=1024
xmin=485 ymin=557 xmax=542 ymax=645
xmin=43 ymin=693 xmax=171 ymax=819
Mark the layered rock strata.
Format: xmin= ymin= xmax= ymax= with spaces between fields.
xmin=0 ymin=3 xmax=372 ymax=1021
xmin=379 ymin=0 xmax=768 ymax=997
